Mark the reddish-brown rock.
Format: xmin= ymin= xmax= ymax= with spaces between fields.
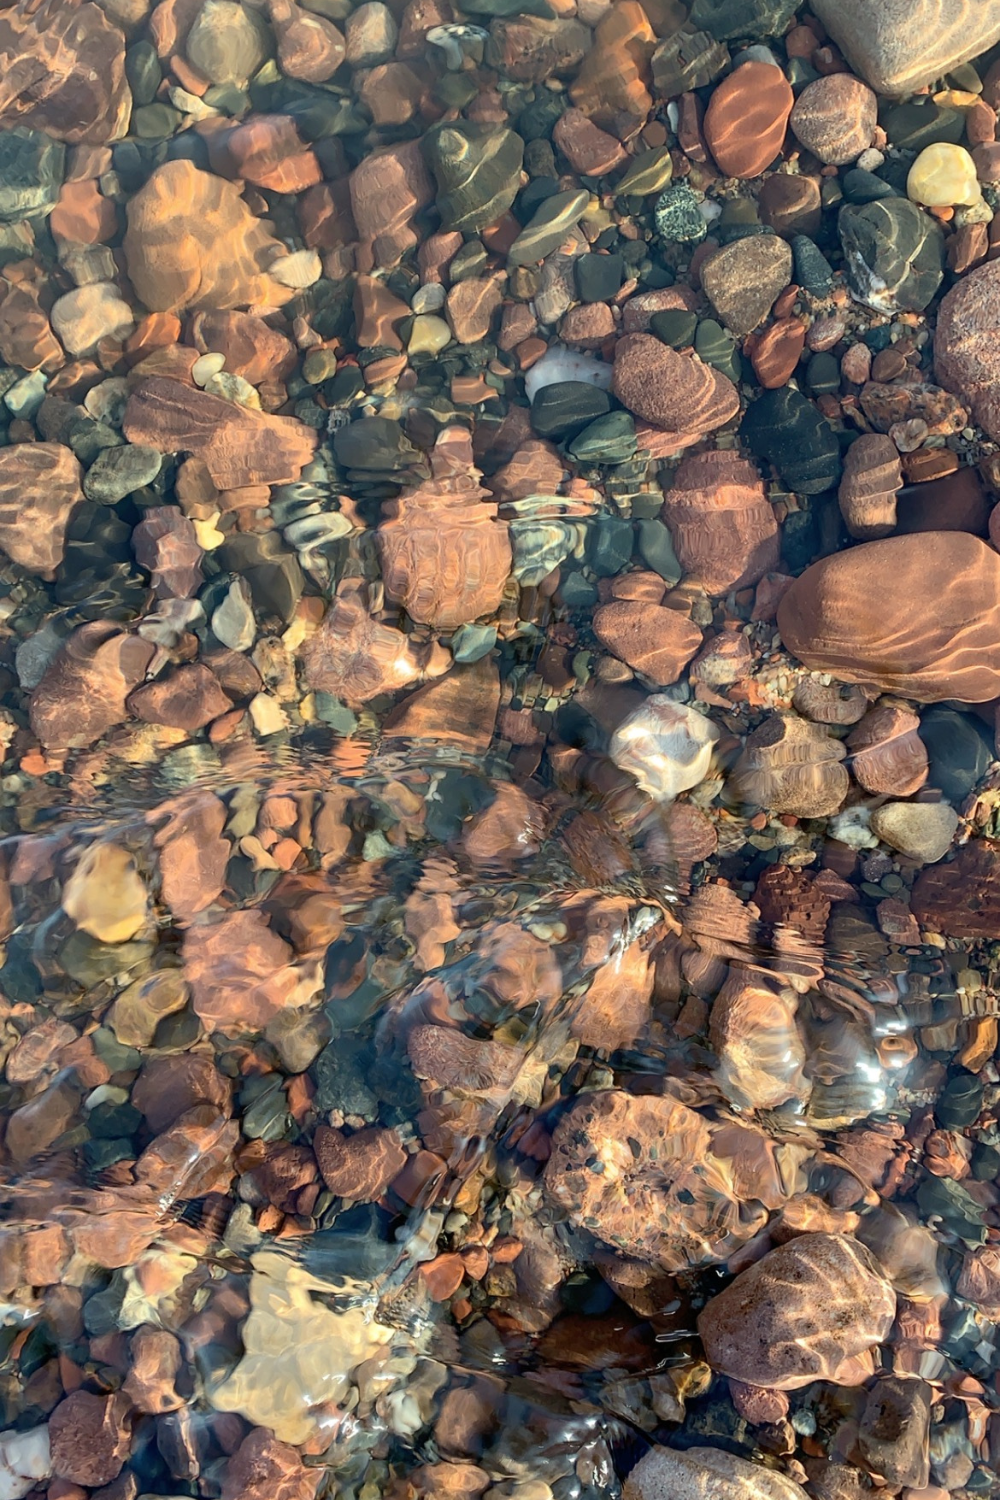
xmin=0 ymin=442 xmax=83 ymax=579
xmin=303 ymin=578 xmax=451 ymax=707
xmin=49 ymin=1391 xmax=132 ymax=1487
xmin=896 ymin=466 xmax=991 ymax=537
xmin=447 ymin=274 xmax=505 ymax=345
xmin=749 ymin=318 xmax=806 ymax=389
xmin=131 ymin=1051 xmax=232 ymax=1133
xmin=182 ymin=909 xmax=303 ymax=1031
xmin=697 ymin=1233 xmax=896 ymax=1390
xmin=847 ymin=704 xmax=928 ymax=796
xmin=128 ymin=663 xmax=233 ymax=731
xmin=792 ymin=678 xmax=869 ymax=724
xmin=552 ymin=107 xmax=627 ymax=175
xmin=408 ymin=1023 xmax=524 ymax=1100
xmin=268 ymin=0 xmax=345 ymax=82
xmin=221 ymin=1426 xmax=320 ymax=1500
xmin=0 ymin=277 xmax=63 ymax=373
xmin=350 ymin=139 xmax=435 ymax=269
xmin=662 ymin=450 xmax=780 ymax=593
xmin=593 ymin=600 xmax=702 ymax=686
xmin=382 ymin=659 xmax=500 ymax=753
xmin=935 ymin=259 xmax=1000 ymax=440
xmin=123 ymin=376 xmax=316 ymax=488
xmin=213 ymin=113 xmax=322 ymax=194
xmin=313 ymin=1125 xmax=407 ymax=1200
xmin=376 ymin=427 xmax=512 ymax=629
xmin=50 ymin=178 xmax=118 ymax=244
xmin=758 ymin=173 xmax=822 ymax=236
xmin=569 ymin=1 xmax=655 ymax=134
xmin=135 ymin=1104 xmax=238 ymax=1198
xmin=710 ymin=970 xmax=808 ymax=1112
xmin=912 ymin=839 xmax=1000 ymax=938
xmin=0 ymin=0 xmax=130 ymax=143
xmin=838 ymin=433 xmax=902 ymax=539
xmin=704 ymin=62 xmax=794 ymax=179
xmin=132 ymin=506 xmax=203 ymax=598
xmin=613 ymin=333 xmax=739 ymax=439
xmin=124 ymin=160 xmax=295 ymax=314
xmin=777 ymin=532 xmax=1000 ymax=702
xmin=154 ymin=792 xmax=229 ymax=923
xmin=30 ymin=621 xmax=155 ymax=750
xmin=728 ymin=713 xmax=849 ymax=818
xmin=790 ymin=74 xmax=877 ymax=164
xmin=189 ymin=310 xmax=296 ymax=385
xmin=123 ymin=1328 xmax=183 ymax=1414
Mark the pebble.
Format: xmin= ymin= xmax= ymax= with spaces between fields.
xmin=741 ymin=385 xmax=842 ymax=494
xmin=186 ymin=0 xmax=269 ymax=85
xmin=0 ymin=126 xmax=64 ymax=222
xmin=703 ymin=62 xmax=794 ymax=179
xmin=790 ymin=75 xmax=878 ymax=165
xmin=609 ymin=697 xmax=719 ymax=801
xmin=423 ymin=121 xmax=523 ymax=233
xmin=654 ymin=183 xmax=709 ymax=242
xmin=0 ymin=443 xmax=83 ymax=579
xmin=48 ymin=1391 xmax=131 ymax=1488
xmin=509 ymin=188 xmax=590 ymax=266
xmin=701 ymin=235 xmax=792 ymax=337
xmin=616 ymin=145 xmax=674 ymax=196
xmin=613 ymin=332 xmax=739 ymax=438
xmin=624 ymin=1445 xmax=808 ymax=1500
xmin=729 ymin=713 xmax=848 ymax=818
xmin=848 ymin=704 xmax=929 ymax=797
xmin=839 ymin=198 xmax=945 ymax=314
xmin=758 ymin=173 xmax=822 ymax=237
xmin=918 ymin=705 xmax=994 ymax=801
xmin=553 ymin=108 xmax=626 ymax=176
xmin=0 ymin=1427 xmax=50 ymax=1500
xmin=838 ymin=432 xmax=902 ymax=538
xmin=871 ymin=801 xmax=959 ymax=864
xmin=663 ymin=449 xmax=779 ymax=592
xmin=50 ymin=280 xmax=134 ymax=356
xmin=908 ymin=142 xmax=983 ymax=207
xmin=83 ymin=443 xmax=161 ymax=504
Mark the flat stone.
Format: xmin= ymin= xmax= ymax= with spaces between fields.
xmin=594 ymin=600 xmax=702 ymax=685
xmin=912 ymin=839 xmax=1000 ymax=938
xmin=688 ymin=0 xmax=799 ymax=40
xmin=30 ymin=621 xmax=155 ymax=750
xmin=625 ymin=1445 xmax=808 ymax=1500
xmin=741 ymin=385 xmax=842 ymax=495
xmin=858 ymin=1376 xmax=931 ymax=1489
xmin=790 ymin=75 xmax=878 ymax=166
xmin=128 ymin=662 xmax=233 ymax=731
xmin=613 ymin=332 xmax=739 ymax=437
xmin=84 ymin=443 xmax=162 ymax=503
xmin=810 ymin=0 xmax=1000 ymax=96
xmin=701 ymin=235 xmax=792 ymax=337
xmin=423 ymin=121 xmax=524 ymax=233
xmin=0 ymin=443 xmax=83 ymax=579
xmin=871 ymin=800 xmax=959 ymax=864
xmin=49 ymin=1391 xmax=131 ymax=1488
xmin=0 ymin=127 xmax=64 ymax=221
xmin=509 ymin=188 xmax=590 ymax=266
xmin=0 ymin=1 xmax=131 ymax=144
xmin=704 ymin=61 xmax=794 ymax=179
xmin=918 ymin=705 xmax=994 ymax=801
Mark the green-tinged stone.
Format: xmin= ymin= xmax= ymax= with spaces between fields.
xmin=461 ymin=0 xmax=553 ymax=14
xmin=88 ymin=1102 xmax=142 ymax=1140
xmin=3 ymin=371 xmax=47 ymax=419
xmin=518 ymin=96 xmax=564 ymax=142
xmin=333 ymin=415 xmax=415 ymax=470
xmin=576 ymin=252 xmax=624 ymax=303
xmin=125 ymin=41 xmax=163 ymax=106
xmin=132 ymin=103 xmax=182 ymax=138
xmin=452 ymin=622 xmax=497 ymax=663
xmin=313 ymin=692 xmax=359 ymax=733
xmin=524 ymin=138 xmax=557 ymax=177
xmin=841 ymin=168 xmax=900 ymax=203
xmin=688 ymin=0 xmax=799 ymax=40
xmin=653 ymin=183 xmax=707 ymax=243
xmin=972 ymin=1143 xmax=1000 ymax=1180
xmin=449 ymin=241 xmax=488 ymax=282
xmin=586 ymin=512 xmax=634 ymax=572
xmin=650 ymin=308 xmax=698 ymax=347
xmin=423 ymin=120 xmax=524 ymax=233
xmin=694 ymin=318 xmax=740 ymax=382
xmin=742 ymin=385 xmax=842 ymax=495
xmin=93 ymin=1027 xmax=142 ymax=1073
xmin=805 ymin=351 xmax=840 ymax=396
xmin=531 ymin=380 xmax=610 ymax=439
xmin=83 ymin=1138 xmax=134 ymax=1171
xmin=616 ymin=146 xmax=674 ymax=197
xmin=561 ymin=571 xmax=598 ymax=607
xmin=791 ymin=234 xmax=834 ymax=295
xmin=84 ymin=444 xmax=162 ymax=504
xmin=568 ymin=413 xmax=637 ymax=465
xmin=637 ymin=518 xmax=682 ymax=583
xmin=786 ymin=56 xmax=819 ymax=90
xmin=508 ymin=188 xmax=590 ymax=265
xmin=651 ymin=25 xmax=729 ymax=98
xmin=915 ymin=1174 xmax=986 ymax=1245
xmin=435 ymin=73 xmax=478 ymax=108
xmin=303 ymin=348 xmax=338 ymax=384
xmin=839 ymin=198 xmax=944 ymax=314
xmin=241 ymin=1076 xmax=290 ymax=1142
xmin=314 ymin=1037 xmax=379 ymax=1118
xmin=937 ymin=1073 xmax=984 ymax=1129
xmin=0 ymin=127 xmax=64 ymax=222
xmin=60 ymin=931 xmax=154 ymax=988
xmin=884 ymin=100 xmax=965 ymax=151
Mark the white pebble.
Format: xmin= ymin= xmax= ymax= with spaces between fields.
xmin=412 ymin=281 xmax=446 ymax=312
xmin=269 ymin=248 xmax=323 ymax=288
xmin=192 ymin=352 xmax=226 ymax=386
xmin=523 ymin=345 xmax=613 ymax=402
xmin=0 ymin=1426 xmax=51 ymax=1500
xmin=610 ymin=697 xmax=719 ymax=803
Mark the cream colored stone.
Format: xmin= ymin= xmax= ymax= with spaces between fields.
xmin=408 ymin=314 xmax=452 ymax=355
xmin=625 ymin=1446 xmax=808 ymax=1500
xmin=907 ymin=143 xmax=982 ymax=208
xmin=62 ymin=843 xmax=149 ymax=943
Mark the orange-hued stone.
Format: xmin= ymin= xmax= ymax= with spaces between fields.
xmin=593 ymin=600 xmax=702 ymax=686
xmin=0 ymin=443 xmax=83 ymax=578
xmin=188 ymin=310 xmax=296 ymax=384
xmin=303 ymin=579 xmax=451 ymax=707
xmin=268 ymin=0 xmax=345 ymax=82
xmin=0 ymin=0 xmax=131 ymax=144
xmin=382 ymin=660 xmax=501 ymax=753
xmin=349 ymin=139 xmax=435 ymax=269
xmin=662 ymin=449 xmax=779 ymax=593
xmin=124 ymin=160 xmax=295 ymax=314
xmin=613 ymin=333 xmax=739 ymax=437
xmin=212 ymin=114 xmax=322 ymax=194
xmin=569 ymin=0 xmax=656 ymax=133
xmin=50 ymin=180 xmax=118 ymax=244
xmin=704 ymin=61 xmax=794 ymax=179
xmin=30 ymin=622 xmax=156 ymax=750
xmin=0 ymin=278 xmax=63 ymax=373
xmin=777 ymin=531 xmax=1000 ymax=701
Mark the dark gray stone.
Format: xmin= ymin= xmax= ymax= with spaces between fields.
xmin=858 ymin=1376 xmax=931 ymax=1490
xmin=688 ymin=0 xmax=799 ymax=40
xmin=918 ymin=707 xmax=993 ymax=802
xmin=742 ymin=386 xmax=842 ymax=495
xmin=839 ymin=197 xmax=944 ymax=314
xmin=0 ymin=127 xmax=65 ymax=222
xmin=576 ymin=252 xmax=624 ymax=303
xmin=567 ymin=412 xmax=637 ymax=466
xmin=654 ymin=183 xmax=707 ymax=243
xmin=84 ymin=444 xmax=163 ymax=504
xmin=423 ymin=120 xmax=524 ymax=232
xmin=531 ymin=380 xmax=610 ymax=440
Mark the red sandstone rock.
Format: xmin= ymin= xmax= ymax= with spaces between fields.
xmin=0 ymin=0 xmax=130 ymax=143
xmin=777 ymin=532 xmax=1000 ymax=702
xmin=838 ymin=433 xmax=902 ymax=539
xmin=662 ymin=449 xmax=779 ymax=593
xmin=135 ymin=1105 xmax=239 ymax=1198
xmin=710 ymin=969 xmax=808 ymax=1112
xmin=268 ymin=0 xmax=345 ymax=82
xmin=49 ymin=1391 xmax=132 ymax=1487
xmin=303 ymin=578 xmax=451 ymax=706
xmin=912 ymin=839 xmax=1000 ymax=938
xmin=553 ymin=107 xmax=627 ymax=175
xmin=790 ymin=74 xmax=877 ymax=164
xmin=613 ymin=333 xmax=739 ymax=438
xmin=0 ymin=442 xmax=83 ymax=579
xmin=461 ymin=782 xmax=548 ymax=868
xmin=593 ymin=600 xmax=702 ymax=686
xmin=847 ymin=703 xmax=928 ymax=796
xmin=935 ymin=259 xmax=1000 ymax=441
xmin=749 ymin=318 xmax=806 ymax=389
xmin=408 ymin=1024 xmax=524 ymax=1100
xmin=313 ymin=1125 xmax=407 ymax=1200
xmin=133 ymin=506 xmax=203 ymax=598
xmin=131 ymin=1051 xmax=232 ymax=1132
xmin=792 ymin=678 xmax=869 ymax=725
xmin=128 ymin=663 xmax=233 ymax=731
xmin=214 ymin=114 xmax=322 ymax=194
xmin=189 ymin=310 xmax=296 ymax=385
xmin=349 ymin=139 xmax=435 ymax=269
xmin=0 ymin=277 xmax=62 ymax=373
xmin=221 ymin=1426 xmax=320 ymax=1500
xmin=30 ymin=621 xmax=155 ymax=750
xmin=183 ymin=908 xmax=303 ymax=1031
xmin=728 ymin=713 xmax=849 ymax=818
xmin=123 ymin=1328 xmax=183 ymax=1414
xmin=569 ymin=1 xmax=655 ymax=134
xmin=704 ymin=62 xmax=794 ymax=179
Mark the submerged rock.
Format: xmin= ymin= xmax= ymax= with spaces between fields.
xmin=625 ymin=1444 xmax=809 ymax=1500
xmin=610 ymin=696 xmax=719 ymax=802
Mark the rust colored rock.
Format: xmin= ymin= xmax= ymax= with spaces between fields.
xmin=935 ymin=259 xmax=1000 ymax=441
xmin=49 ymin=1391 xmax=132 ymax=1487
xmin=776 ymin=532 xmax=1000 ymax=702
xmin=461 ymin=782 xmax=548 ymax=868
xmin=750 ymin=318 xmax=806 ymax=389
xmin=0 ymin=0 xmax=130 ymax=144
xmin=214 ymin=114 xmax=322 ymax=194
xmin=710 ymin=970 xmax=808 ymax=1112
xmin=408 ymin=1023 xmax=524 ymax=1100
xmin=447 ymin=274 xmax=504 ymax=345
xmin=313 ymin=1125 xmax=407 ymax=1200
xmin=754 ymin=864 xmax=831 ymax=944
xmin=124 ymin=160 xmax=294 ymax=315
xmin=553 ymin=107 xmax=627 ymax=176
xmin=838 ymin=433 xmax=902 ymax=539
xmin=758 ymin=173 xmax=822 ymax=237
xmin=382 ymin=660 xmax=500 ymax=753
xmin=50 ymin=178 xmax=118 ymax=244
xmin=792 ymin=678 xmax=869 ymax=725
xmin=190 ymin=310 xmax=296 ymax=385
xmin=790 ymin=74 xmax=877 ymax=165
xmin=697 ymin=1233 xmax=896 ymax=1391
xmin=155 ymin=792 xmax=229 ymax=923
xmin=0 ymin=442 xmax=83 ymax=579
xmin=847 ymin=703 xmax=928 ymax=796
xmin=128 ymin=662 xmax=232 ymax=731
xmin=621 ymin=285 xmax=698 ymax=334
xmin=662 ymin=449 xmax=779 ymax=594
xmin=544 ymin=1089 xmax=753 ymax=1272
xmin=131 ymin=1051 xmax=231 ymax=1133
xmin=593 ymin=600 xmax=702 ymax=686
xmin=303 ymin=578 xmax=450 ymax=708
xmin=0 ymin=1222 xmax=71 ymax=1294
xmin=729 ymin=713 xmax=849 ymax=818
xmin=123 ymin=376 xmax=316 ymax=488
xmin=613 ymin=333 xmax=739 ymax=438
xmin=912 ymin=839 xmax=1000 ymax=938
xmin=896 ymin=466 xmax=991 ymax=537
xmin=486 ymin=14 xmax=589 ymax=83
xmin=221 ymin=1426 xmax=320 ymax=1500
xmin=268 ymin=0 xmax=345 ymax=82
xmin=0 ymin=277 xmax=62 ymax=373
xmin=136 ymin=1104 xmax=238 ymax=1198
xmin=560 ymin=301 xmax=615 ymax=349
xmin=569 ymin=1 xmax=655 ymax=134
xmin=124 ymin=1328 xmax=183 ymax=1415
xmin=30 ymin=621 xmax=155 ymax=750
xmin=133 ymin=506 xmax=203 ymax=598
xmin=183 ymin=908 xmax=302 ymax=1031
xmin=350 ymin=139 xmax=435 ymax=269
xmin=704 ymin=62 xmax=794 ymax=179
xmin=376 ymin=427 xmax=512 ymax=630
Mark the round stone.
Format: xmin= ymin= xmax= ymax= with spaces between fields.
xmin=870 ymin=800 xmax=959 ymax=864
xmin=700 ymin=234 xmax=793 ymax=337
xmin=654 ymin=183 xmax=708 ymax=242
xmin=790 ymin=74 xmax=878 ymax=165
xmin=907 ymin=141 xmax=982 ymax=206
xmin=758 ymin=173 xmax=822 ymax=236
xmin=704 ymin=61 xmax=794 ymax=179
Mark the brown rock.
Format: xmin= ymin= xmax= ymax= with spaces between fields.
xmin=190 ymin=310 xmax=296 ymax=384
xmin=704 ymin=62 xmax=794 ymax=179
xmin=313 ymin=1125 xmax=407 ymax=1200
xmin=376 ymin=427 xmax=512 ymax=630
xmin=791 ymin=678 xmax=869 ymax=725
xmin=838 ymin=433 xmax=902 ymax=539
xmin=303 ymin=578 xmax=450 ymax=707
xmin=661 ymin=449 xmax=780 ymax=593
xmin=49 ymin=1391 xmax=132 ymax=1488
xmin=486 ymin=14 xmax=589 ymax=83
xmin=840 ymin=341 xmax=872 ymax=385
xmin=461 ymin=782 xmax=548 ymax=867
xmin=0 ymin=1 xmax=130 ymax=143
xmin=123 ymin=376 xmax=316 ymax=488
xmin=0 ymin=277 xmax=62 ymax=373
xmin=847 ymin=703 xmax=928 ymax=796
xmin=560 ymin=302 xmax=615 ymax=348
xmin=935 ymin=259 xmax=1000 ymax=439
xmin=912 ymin=839 xmax=1000 ymax=937
xmin=700 ymin=236 xmax=794 ymax=338
xmin=350 ymin=139 xmax=435 ymax=269
xmin=0 ymin=442 xmax=83 ymax=579
xmin=213 ymin=114 xmax=322 ymax=194
xmin=221 ymin=1426 xmax=320 ymax=1500
xmin=30 ymin=621 xmax=155 ymax=750
xmin=896 ymin=466 xmax=991 ymax=536
xmin=123 ymin=1328 xmax=183 ymax=1415
xmin=128 ymin=662 xmax=232 ymax=731
xmin=621 ymin=285 xmax=698 ymax=334
xmin=553 ymin=107 xmax=627 ymax=175
xmin=408 ymin=1023 xmax=524 ymax=1100
xmin=790 ymin=74 xmax=877 ymax=165
xmin=182 ymin=908 xmax=302 ymax=1031
xmin=697 ymin=1233 xmax=896 ymax=1390
xmin=357 ymin=61 xmax=424 ymax=126
xmin=728 ymin=713 xmax=849 ymax=818
xmin=268 ymin=0 xmax=345 ymax=81
xmin=613 ymin=333 xmax=739 ymax=437
xmin=124 ymin=160 xmax=294 ymax=314
xmin=754 ymin=864 xmax=831 ymax=943
xmin=488 ymin=437 xmax=563 ymax=501
xmin=135 ymin=1104 xmax=238 ymax=1197
xmin=710 ymin=970 xmax=808 ymax=1112
xmin=383 ymin=659 xmax=500 ymax=752
xmin=50 ymin=178 xmax=118 ymax=244
xmin=447 ymin=274 xmax=505 ymax=345
xmin=0 ymin=1222 xmax=72 ymax=1294
xmin=569 ymin=1 xmax=655 ymax=134
xmin=758 ymin=173 xmax=822 ymax=236
xmin=132 ymin=506 xmax=203 ymax=598
xmin=776 ymin=532 xmax=1000 ymax=701
xmin=154 ymin=792 xmax=229 ymax=923
xmin=131 ymin=1051 xmax=232 ymax=1132
xmin=544 ymin=1089 xmax=751 ymax=1272
xmin=593 ymin=600 xmax=702 ymax=686
xmin=749 ymin=318 xmax=806 ymax=389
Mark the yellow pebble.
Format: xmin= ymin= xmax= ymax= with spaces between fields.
xmin=408 ymin=314 xmax=451 ymax=355
xmin=907 ymin=142 xmax=982 ymax=208
xmin=193 ymin=512 xmax=224 ymax=550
